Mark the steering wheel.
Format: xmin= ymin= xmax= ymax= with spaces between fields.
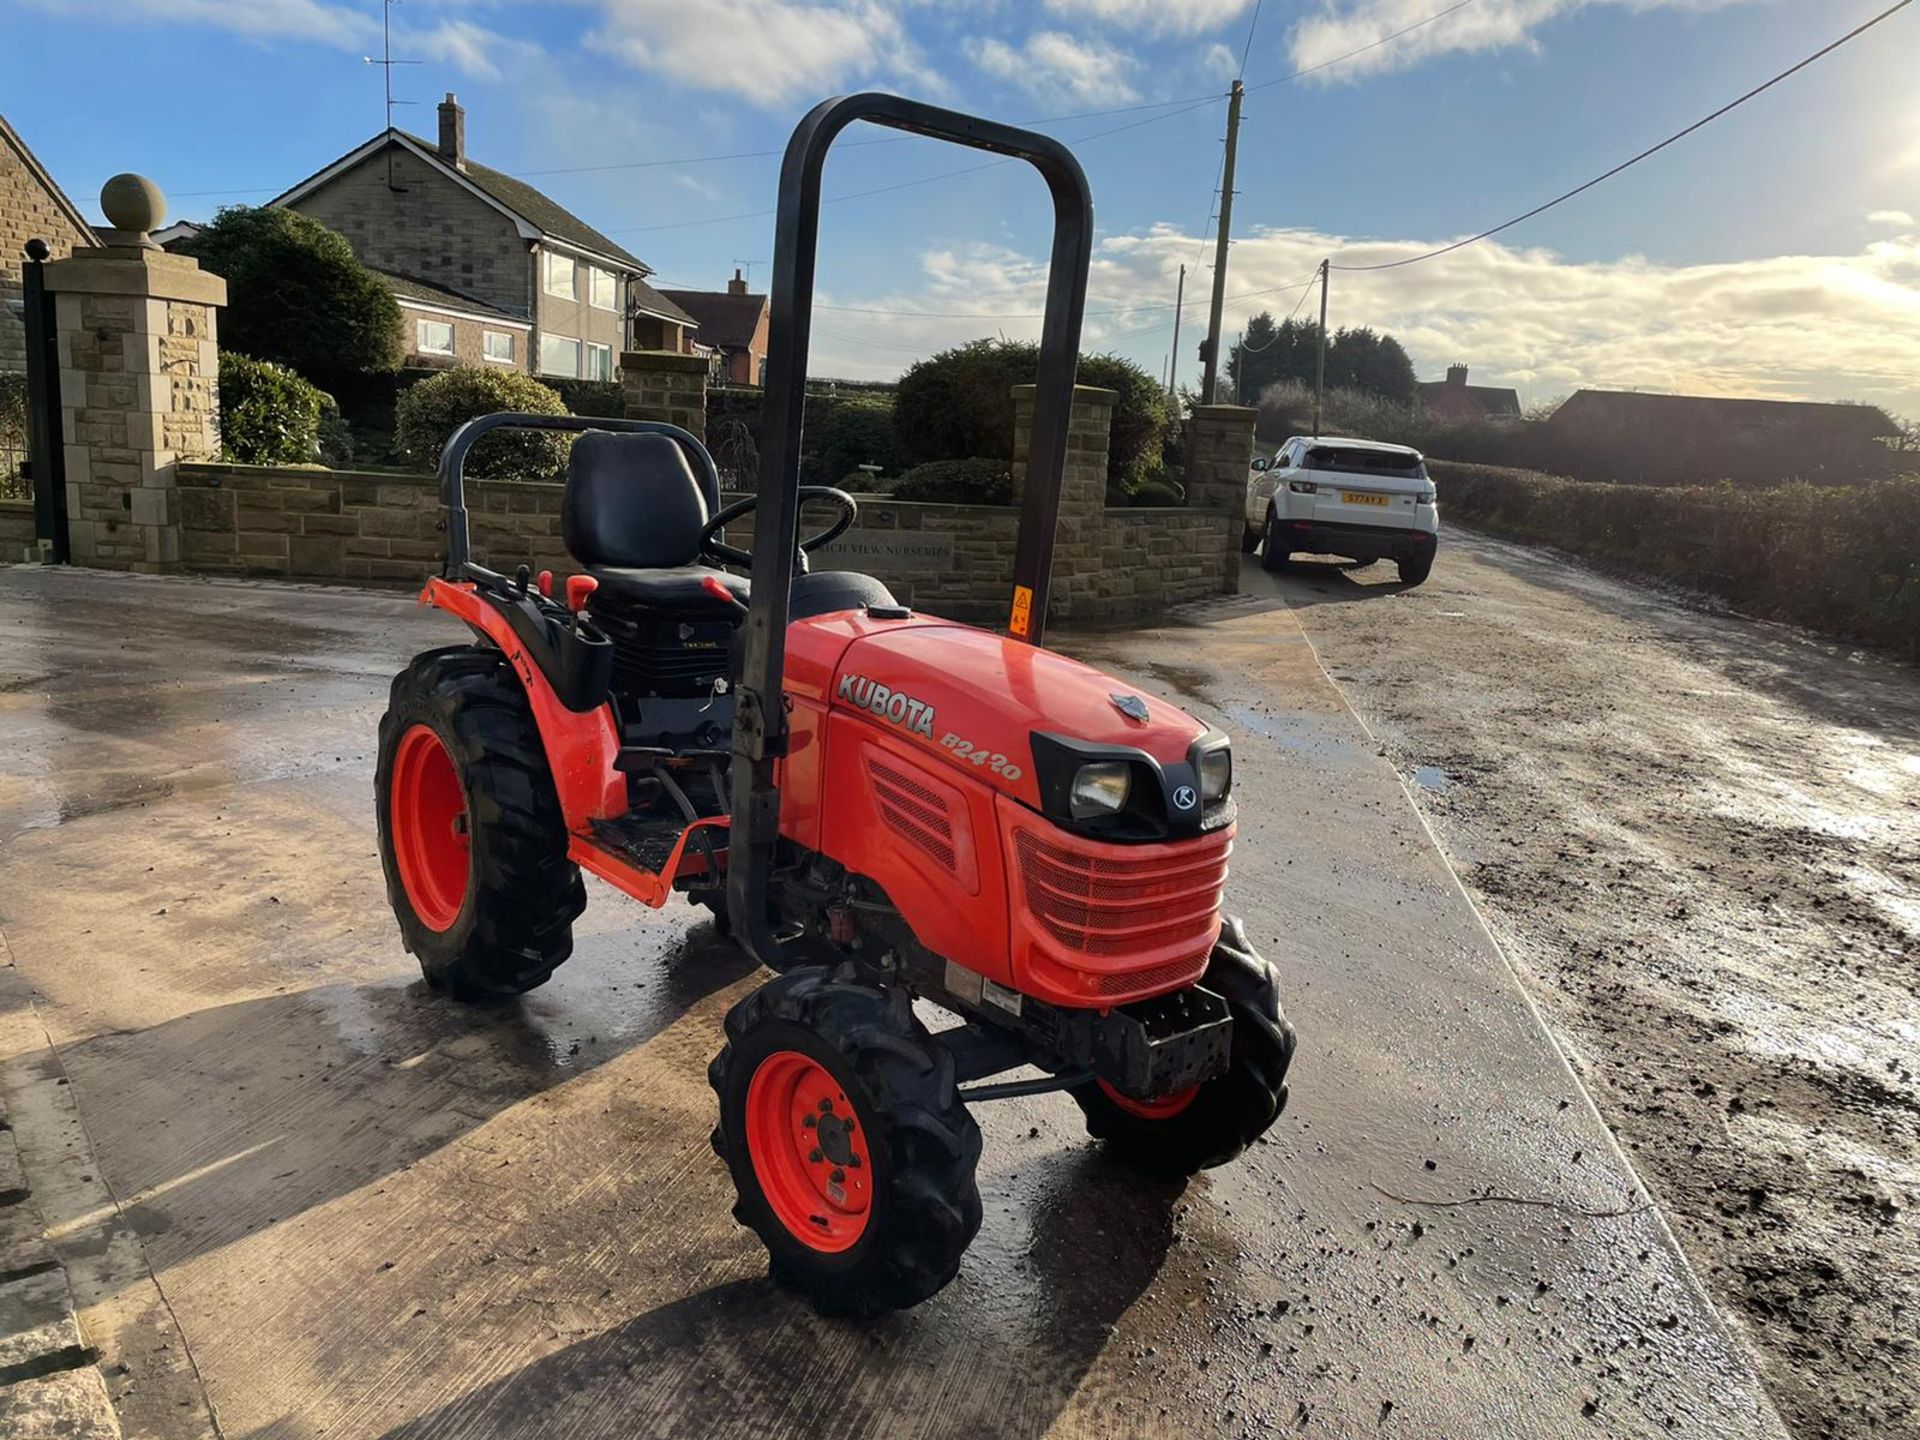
xmin=700 ymin=486 xmax=859 ymax=568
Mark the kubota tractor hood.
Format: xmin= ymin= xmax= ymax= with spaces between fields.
xmin=832 ymin=623 xmax=1206 ymax=810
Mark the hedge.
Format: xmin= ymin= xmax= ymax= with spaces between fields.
xmin=395 ymin=366 xmax=571 ymax=479
xmin=217 ymin=352 xmax=329 ymax=465
xmin=1431 ymin=460 xmax=1920 ymax=657
xmin=889 ymin=457 xmax=1013 ymax=506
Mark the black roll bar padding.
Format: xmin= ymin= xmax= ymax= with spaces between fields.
xmin=436 ymin=412 xmax=720 ymax=576
xmin=728 ymin=92 xmax=1094 ymax=970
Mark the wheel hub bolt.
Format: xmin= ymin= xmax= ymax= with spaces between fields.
xmin=809 ymin=1148 xmax=823 ymax=1164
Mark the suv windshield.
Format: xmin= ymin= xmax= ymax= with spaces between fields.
xmin=1304 ymin=446 xmax=1425 ymax=478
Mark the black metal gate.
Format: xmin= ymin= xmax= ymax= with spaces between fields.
xmin=18 ymin=237 xmax=68 ymax=561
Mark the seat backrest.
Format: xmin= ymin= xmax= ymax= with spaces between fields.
xmin=563 ymin=431 xmax=715 ymax=570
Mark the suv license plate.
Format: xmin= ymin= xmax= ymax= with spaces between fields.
xmin=1342 ymin=491 xmax=1389 ymax=507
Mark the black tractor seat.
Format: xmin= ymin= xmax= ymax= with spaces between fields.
xmin=563 ymin=431 xmax=898 ymax=622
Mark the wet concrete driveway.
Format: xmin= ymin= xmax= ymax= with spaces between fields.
xmin=0 ymin=565 xmax=1784 ymax=1438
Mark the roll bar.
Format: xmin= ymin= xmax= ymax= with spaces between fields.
xmin=728 ymin=92 xmax=1094 ymax=969
xmin=437 ymin=412 xmax=717 ymax=578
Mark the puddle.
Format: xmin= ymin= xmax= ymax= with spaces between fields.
xmin=1409 ymin=765 xmax=1453 ymax=793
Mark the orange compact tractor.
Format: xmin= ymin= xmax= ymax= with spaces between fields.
xmin=376 ymin=94 xmax=1295 ymax=1316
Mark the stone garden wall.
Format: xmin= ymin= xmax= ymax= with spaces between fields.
xmin=170 ymin=381 xmax=1253 ymax=626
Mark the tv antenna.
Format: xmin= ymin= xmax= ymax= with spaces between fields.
xmin=733 ymin=259 xmax=763 ymax=287
xmin=363 ymin=0 xmax=421 ymax=189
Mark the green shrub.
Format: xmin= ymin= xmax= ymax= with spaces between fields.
xmin=894 ymin=339 xmax=1170 ymax=496
xmin=804 ymin=396 xmax=905 ymax=486
xmin=1430 ymin=461 xmax=1920 ymax=657
xmin=545 ymin=377 xmax=624 ymax=418
xmin=316 ymin=395 xmax=355 ymax=468
xmin=217 ymin=352 xmax=329 ymax=465
xmin=890 ymin=457 xmax=1013 ymax=506
xmin=394 ymin=366 xmax=571 ymax=479
xmin=178 ymin=207 xmax=404 ymax=382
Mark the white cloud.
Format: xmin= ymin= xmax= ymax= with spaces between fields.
xmin=404 ymin=18 xmax=540 ymax=79
xmin=24 ymin=0 xmax=374 ymax=44
xmin=970 ymin=31 xmax=1142 ymax=105
xmin=1868 ymin=210 xmax=1916 ymax=230
xmin=589 ymin=0 xmax=934 ymax=108
xmin=1044 ymin=0 xmax=1255 ymax=37
xmin=806 ymin=226 xmax=1920 ymax=422
xmin=1200 ymin=40 xmax=1240 ymax=78
xmin=1288 ymin=0 xmax=1756 ymax=82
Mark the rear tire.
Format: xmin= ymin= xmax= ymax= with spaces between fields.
xmin=1397 ymin=549 xmax=1435 ymax=586
xmin=376 ymin=646 xmax=585 ymax=1000
xmin=1071 ymin=916 xmax=1295 ymax=1178
xmin=1258 ymin=511 xmax=1293 ymax=572
xmin=1239 ymin=522 xmax=1260 ymax=555
xmin=711 ymin=969 xmax=983 ymax=1317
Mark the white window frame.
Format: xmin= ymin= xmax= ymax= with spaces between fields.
xmin=584 ymin=341 xmax=613 ymax=382
xmin=542 ymin=251 xmax=576 ymax=301
xmin=416 ymin=318 xmax=455 ymax=356
xmin=539 ymin=333 xmax=581 ymax=378
xmin=588 ymin=266 xmax=618 ymax=312
xmin=482 ymin=330 xmax=515 ymax=365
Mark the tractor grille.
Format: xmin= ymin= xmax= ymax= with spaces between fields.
xmin=1013 ymin=828 xmax=1230 ymax=997
xmin=868 ymin=755 xmax=957 ymax=873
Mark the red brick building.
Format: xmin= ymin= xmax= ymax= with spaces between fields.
xmin=661 ymin=270 xmax=770 ymax=387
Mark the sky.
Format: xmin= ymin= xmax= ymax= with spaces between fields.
xmin=4 ymin=0 xmax=1918 ymax=416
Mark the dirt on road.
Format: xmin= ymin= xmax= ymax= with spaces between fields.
xmin=1254 ymin=533 xmax=1920 ymax=1440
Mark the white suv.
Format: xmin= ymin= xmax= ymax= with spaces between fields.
xmin=1246 ymin=436 xmax=1439 ymax=586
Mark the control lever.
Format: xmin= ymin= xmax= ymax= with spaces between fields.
xmin=699 ymin=575 xmax=748 ymax=614
xmin=565 ymin=575 xmax=599 ymax=633
xmin=536 ymin=569 xmax=554 ymax=600
xmin=514 ymin=564 xmax=531 ymax=597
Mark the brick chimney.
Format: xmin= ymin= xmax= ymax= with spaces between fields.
xmin=727 ymin=267 xmax=748 ymax=296
xmin=438 ymin=93 xmax=466 ymax=171
xmin=1447 ymin=363 xmax=1469 ymax=387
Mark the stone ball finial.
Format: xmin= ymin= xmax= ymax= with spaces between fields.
xmin=100 ymin=174 xmax=166 ymax=242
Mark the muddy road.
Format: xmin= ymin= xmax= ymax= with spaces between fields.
xmin=1246 ymin=533 xmax=1920 ymax=1440
xmin=0 ymin=564 xmax=1783 ymax=1438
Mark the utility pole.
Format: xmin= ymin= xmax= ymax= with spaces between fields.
xmin=1312 ymin=258 xmax=1330 ymax=437
xmin=1200 ymin=79 xmax=1244 ymax=405
xmin=1166 ymin=263 xmax=1186 ymax=404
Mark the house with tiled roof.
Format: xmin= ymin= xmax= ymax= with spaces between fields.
xmin=661 ymin=269 xmax=770 ymax=387
xmin=2 ymin=113 xmax=98 ymax=374
xmin=266 ymin=94 xmax=696 ymax=380
xmin=1417 ymin=364 xmax=1522 ymax=425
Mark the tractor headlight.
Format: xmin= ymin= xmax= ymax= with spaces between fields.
xmin=1069 ymin=761 xmax=1132 ymax=820
xmin=1198 ymin=746 xmax=1232 ymax=803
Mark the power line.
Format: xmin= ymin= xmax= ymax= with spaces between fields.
xmin=1331 ymin=0 xmax=1913 ymax=273
xmin=1238 ymin=0 xmax=1266 ymax=79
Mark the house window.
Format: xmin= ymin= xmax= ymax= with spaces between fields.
xmin=539 ymin=334 xmax=581 ymax=378
xmin=585 ymin=342 xmax=613 ymax=382
xmin=542 ymin=251 xmax=575 ymax=301
xmin=589 ymin=266 xmax=618 ymax=312
xmin=416 ymin=318 xmax=455 ymax=356
xmin=483 ymin=330 xmax=515 ymax=364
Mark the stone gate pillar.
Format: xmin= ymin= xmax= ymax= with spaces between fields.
xmin=619 ymin=350 xmax=707 ymax=444
xmin=1010 ymin=382 xmax=1116 ymax=624
xmin=1184 ymin=403 xmax=1257 ymax=558
xmin=42 ymin=175 xmax=224 ymax=571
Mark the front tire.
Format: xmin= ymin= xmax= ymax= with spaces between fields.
xmin=376 ymin=646 xmax=585 ymax=1000
xmin=1239 ymin=521 xmax=1261 ymax=554
xmin=1071 ymin=916 xmax=1295 ymax=1177
xmin=711 ymin=969 xmax=983 ymax=1317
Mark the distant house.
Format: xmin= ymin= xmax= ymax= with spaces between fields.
xmin=265 ymin=94 xmax=697 ymax=381
xmin=1 ymin=113 xmax=98 ymax=374
xmin=1417 ymin=365 xmax=1521 ymax=425
xmin=1546 ymin=389 xmax=1902 ymax=486
xmin=660 ymin=269 xmax=770 ymax=387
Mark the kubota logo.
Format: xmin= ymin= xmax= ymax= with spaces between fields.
xmin=837 ymin=673 xmax=937 ymax=738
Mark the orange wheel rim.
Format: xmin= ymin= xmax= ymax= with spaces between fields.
xmin=390 ymin=724 xmax=470 ymax=931
xmin=745 ymin=1050 xmax=873 ymax=1252
xmin=1100 ymin=1079 xmax=1200 ymax=1121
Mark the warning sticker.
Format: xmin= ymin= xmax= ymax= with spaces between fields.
xmin=1009 ymin=584 xmax=1033 ymax=638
